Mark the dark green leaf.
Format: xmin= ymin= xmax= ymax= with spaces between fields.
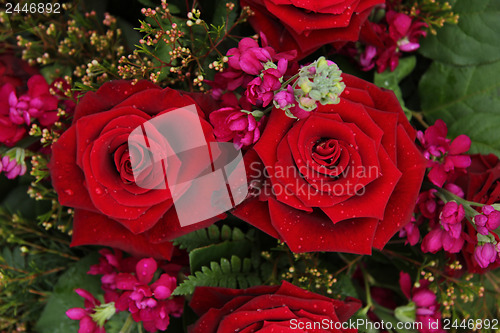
xmin=189 ymin=239 xmax=251 ymax=273
xmin=173 ymin=256 xmax=261 ymax=296
xmin=420 ymin=60 xmax=500 ymax=156
xmin=419 ymin=0 xmax=500 ymax=66
xmin=2 ymin=185 xmax=37 ymax=219
xmin=35 ymin=253 xmax=101 ymax=333
xmin=374 ymin=56 xmax=416 ymax=120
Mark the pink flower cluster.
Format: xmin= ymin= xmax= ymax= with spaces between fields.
xmin=66 ymin=289 xmax=107 ymax=333
xmin=402 ymin=119 xmax=500 ymax=270
xmin=208 ymin=36 xmax=296 ymax=149
xmin=115 ymin=258 xmax=183 ymax=332
xmin=342 ymin=9 xmax=427 ymax=73
xmin=67 ymin=250 xmax=184 ymax=333
xmin=418 ymin=119 xmax=471 ymax=188
xmin=421 ymin=201 xmax=466 ymax=254
xmin=399 ymin=272 xmax=445 ymax=333
xmin=0 ymin=75 xmax=59 ymax=146
xmin=0 ymin=154 xmax=27 ymax=179
xmin=209 ymin=36 xmax=296 ymax=99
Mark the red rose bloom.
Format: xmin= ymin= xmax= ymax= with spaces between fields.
xmin=189 ymin=281 xmax=361 ymax=333
xmin=233 ymin=74 xmax=427 ymax=254
xmin=240 ymin=0 xmax=384 ymax=59
xmin=50 ymin=81 xmax=218 ymax=259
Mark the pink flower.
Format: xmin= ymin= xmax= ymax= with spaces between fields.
xmin=245 ymin=59 xmax=288 ymax=107
xmin=7 ymin=75 xmax=58 ymax=126
xmin=421 ymin=227 xmax=464 ymax=254
xmin=208 ymin=35 xmax=296 ymax=97
xmin=273 ymin=85 xmax=295 ymax=109
xmin=0 ymin=84 xmax=26 ymax=146
xmin=359 ymin=45 xmax=377 ymax=71
xmin=418 ymin=119 xmax=471 ymax=187
xmin=227 ymin=36 xmax=295 ymax=75
xmin=66 ymin=289 xmax=107 ymax=333
xmin=0 ymin=75 xmax=59 ymax=146
xmin=114 ymin=258 xmax=183 ymax=333
xmin=474 ymin=243 xmax=498 ymax=268
xmin=416 ymin=190 xmax=439 ymax=219
xmin=473 ymin=205 xmax=500 ymax=235
xmin=209 ymin=107 xmax=265 ymax=149
xmin=399 ymin=216 xmax=421 ymax=246
xmin=1 ymin=155 xmax=27 ymax=179
xmin=387 ymin=11 xmax=427 ymax=53
xmin=399 ymin=272 xmax=445 ymax=333
xmin=88 ymin=248 xmax=139 ymax=302
xmin=439 ymin=202 xmax=464 ymax=239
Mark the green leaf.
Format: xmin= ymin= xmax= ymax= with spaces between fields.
xmin=419 ymin=0 xmax=500 ymax=66
xmin=189 ymin=239 xmax=251 ymax=273
xmin=173 ymin=225 xmax=250 ymax=252
xmin=373 ymin=309 xmax=418 ymax=333
xmin=40 ymin=64 xmax=72 ymax=84
xmin=420 ymin=60 xmax=500 ymax=156
xmin=374 ymin=56 xmax=416 ymax=120
xmin=172 ymin=256 xmax=261 ymax=296
xmin=2 ymin=185 xmax=37 ymax=219
xmin=448 ymin=113 xmax=500 ymax=156
xmin=394 ymin=302 xmax=416 ymax=323
xmin=35 ymin=253 xmax=101 ymax=333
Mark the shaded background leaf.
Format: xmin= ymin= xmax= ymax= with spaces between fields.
xmin=419 ymin=0 xmax=500 ymax=66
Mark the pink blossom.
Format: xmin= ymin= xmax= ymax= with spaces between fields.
xmin=474 ymin=243 xmax=498 ymax=269
xmin=227 ymin=36 xmax=295 ymax=75
xmin=114 ymin=258 xmax=183 ymax=333
xmin=421 ymin=227 xmax=464 ymax=254
xmin=387 ymin=11 xmax=427 ymax=53
xmin=399 ymin=216 xmax=420 ymax=246
xmin=399 ymin=272 xmax=445 ymax=333
xmin=0 ymin=84 xmax=26 ymax=146
xmin=473 ymin=205 xmax=500 ymax=235
xmin=7 ymin=75 xmax=58 ymax=126
xmin=416 ymin=190 xmax=439 ymax=219
xmin=359 ymin=45 xmax=377 ymax=71
xmin=66 ymin=289 xmax=107 ymax=333
xmin=273 ymin=85 xmax=295 ymax=109
xmin=245 ymin=59 xmax=287 ymax=107
xmin=1 ymin=155 xmax=26 ymax=179
xmin=87 ymin=248 xmax=140 ymax=303
xmin=418 ymin=119 xmax=471 ymax=187
xmin=439 ymin=202 xmax=464 ymax=239
xmin=209 ymin=107 xmax=265 ymax=149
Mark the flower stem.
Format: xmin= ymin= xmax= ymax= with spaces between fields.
xmin=120 ymin=315 xmax=135 ymax=333
xmin=434 ymin=186 xmax=482 ymax=217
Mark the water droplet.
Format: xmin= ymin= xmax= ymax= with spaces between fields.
xmin=64 ymin=189 xmax=74 ymax=195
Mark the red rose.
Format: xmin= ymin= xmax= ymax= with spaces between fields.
xmin=50 ymin=81 xmax=219 ymax=259
xmin=189 ymin=281 xmax=361 ymax=333
xmin=233 ymin=74 xmax=427 ymax=254
xmin=241 ymin=0 xmax=384 ymax=59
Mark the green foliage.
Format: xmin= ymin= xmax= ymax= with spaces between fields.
xmin=172 ymin=255 xmax=262 ymax=296
xmin=418 ymin=0 xmax=500 ymax=157
xmin=419 ymin=0 xmax=500 ymax=66
xmin=173 ymin=224 xmax=250 ymax=252
xmin=189 ymin=239 xmax=252 ymax=273
xmin=0 ymin=205 xmax=78 ymax=331
xmin=35 ymin=253 xmax=101 ymax=333
xmin=374 ymin=56 xmax=417 ymax=120
xmin=420 ymin=60 xmax=500 ymax=156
